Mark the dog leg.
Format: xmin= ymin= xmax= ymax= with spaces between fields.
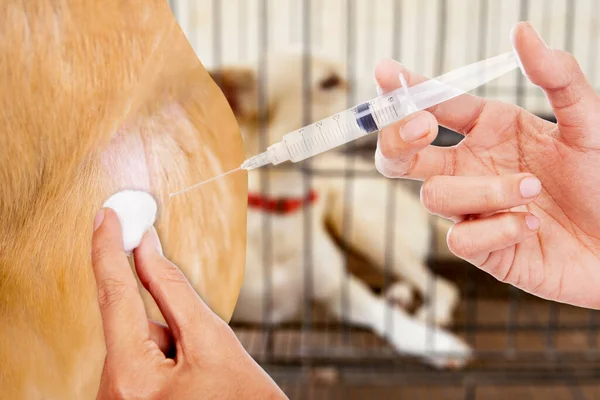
xmin=399 ymin=259 xmax=460 ymax=328
xmin=323 ymin=275 xmax=471 ymax=369
xmin=311 ymin=229 xmax=471 ymax=368
xmin=317 ymin=154 xmax=461 ymax=327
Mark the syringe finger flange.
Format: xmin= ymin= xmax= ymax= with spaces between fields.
xmin=398 ymin=72 xmax=418 ymax=114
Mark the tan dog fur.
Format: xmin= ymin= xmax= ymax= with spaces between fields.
xmin=0 ymin=2 xmax=247 ymax=398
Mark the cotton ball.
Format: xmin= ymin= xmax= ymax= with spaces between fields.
xmin=103 ymin=190 xmax=158 ymax=253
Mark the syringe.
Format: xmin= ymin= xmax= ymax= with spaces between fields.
xmin=241 ymin=51 xmax=518 ymax=170
xmin=170 ymin=51 xmax=518 ymax=197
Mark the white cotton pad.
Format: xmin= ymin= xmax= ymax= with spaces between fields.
xmin=103 ymin=190 xmax=158 ymax=253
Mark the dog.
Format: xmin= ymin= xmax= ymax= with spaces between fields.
xmin=210 ymin=51 xmax=472 ymax=368
xmin=0 ymin=2 xmax=247 ymax=398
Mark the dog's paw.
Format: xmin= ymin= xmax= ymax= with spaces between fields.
xmin=380 ymin=307 xmax=472 ymax=369
xmin=383 ymin=282 xmax=414 ymax=309
xmin=422 ymin=330 xmax=472 ymax=369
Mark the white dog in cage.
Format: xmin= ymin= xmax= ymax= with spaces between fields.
xmin=210 ymin=51 xmax=472 ymax=368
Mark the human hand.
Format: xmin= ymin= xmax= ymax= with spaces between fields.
xmin=374 ymin=21 xmax=600 ymax=309
xmin=91 ymin=208 xmax=286 ymax=399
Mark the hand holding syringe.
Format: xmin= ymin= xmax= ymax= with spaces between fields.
xmin=170 ymin=51 xmax=519 ymax=197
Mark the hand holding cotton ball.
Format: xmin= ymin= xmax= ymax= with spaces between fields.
xmin=102 ymin=190 xmax=158 ymax=253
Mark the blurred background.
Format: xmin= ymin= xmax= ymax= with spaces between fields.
xmin=169 ymin=1 xmax=600 ymax=398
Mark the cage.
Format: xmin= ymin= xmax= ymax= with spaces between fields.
xmin=169 ymin=1 xmax=600 ymax=398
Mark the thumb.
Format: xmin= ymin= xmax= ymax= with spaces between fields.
xmin=511 ymin=21 xmax=600 ymax=147
xmin=91 ymin=208 xmax=150 ymax=352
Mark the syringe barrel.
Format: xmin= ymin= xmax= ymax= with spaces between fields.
xmin=266 ymin=142 xmax=291 ymax=165
xmin=262 ymin=51 xmax=518 ymax=167
xmin=276 ymin=90 xmax=415 ymax=164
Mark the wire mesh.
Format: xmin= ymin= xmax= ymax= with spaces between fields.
xmin=169 ymin=0 xmax=600 ymax=398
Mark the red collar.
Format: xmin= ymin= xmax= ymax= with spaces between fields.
xmin=248 ymin=190 xmax=318 ymax=214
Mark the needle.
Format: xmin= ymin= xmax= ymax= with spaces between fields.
xmin=169 ymin=167 xmax=242 ymax=198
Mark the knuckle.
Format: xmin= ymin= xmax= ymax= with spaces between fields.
xmin=501 ymin=216 xmax=522 ymax=242
xmin=145 ymin=257 xmax=188 ymax=289
xmin=420 ymin=177 xmax=434 ymax=207
xmin=421 ymin=176 xmax=445 ymax=213
xmin=97 ymin=278 xmax=128 ymax=310
xmin=158 ymin=260 xmax=189 ymax=285
xmin=447 ymin=226 xmax=477 ymax=259
xmin=481 ymin=180 xmax=505 ymax=208
xmin=91 ymin=243 xmax=113 ymax=267
xmin=560 ymin=51 xmax=578 ymax=68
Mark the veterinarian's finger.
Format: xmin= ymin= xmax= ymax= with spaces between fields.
xmin=447 ymin=212 xmax=540 ymax=264
xmin=91 ymin=208 xmax=149 ymax=351
xmin=374 ymin=58 xmax=486 ymax=135
xmin=149 ymin=320 xmax=175 ymax=358
xmin=421 ymin=174 xmax=542 ymax=218
xmin=134 ymin=228 xmax=217 ymax=341
xmin=511 ymin=21 xmax=600 ymax=148
xmin=375 ymin=111 xmax=451 ymax=180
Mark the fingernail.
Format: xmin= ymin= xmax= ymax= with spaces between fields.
xmin=512 ymin=46 xmax=527 ymax=77
xmin=400 ymin=116 xmax=429 ymax=142
xmin=376 ymin=84 xmax=384 ymax=96
xmin=510 ymin=24 xmax=526 ymax=77
xmin=520 ymin=177 xmax=542 ymax=198
xmin=147 ymin=227 xmax=163 ymax=256
xmin=526 ymin=215 xmax=540 ymax=231
xmin=93 ymin=209 xmax=105 ymax=232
